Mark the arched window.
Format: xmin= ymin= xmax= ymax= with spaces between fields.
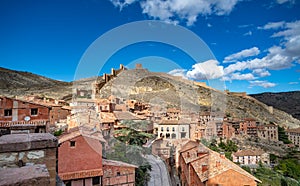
xmin=166 ymin=133 xmax=170 ymax=139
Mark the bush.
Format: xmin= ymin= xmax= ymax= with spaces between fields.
xmin=54 ymin=129 xmax=63 ymax=136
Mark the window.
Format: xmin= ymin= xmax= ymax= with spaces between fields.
xmin=181 ymin=132 xmax=186 ymax=138
xmin=182 ymin=127 xmax=185 ymax=132
xmin=166 ymin=133 xmax=170 ymax=139
xmin=70 ymin=141 xmax=76 ymax=147
xmin=4 ymin=109 xmax=12 ymax=116
xmin=166 ymin=127 xmax=169 ymax=132
xmin=171 ymin=133 xmax=176 ymax=139
xmin=117 ymin=172 xmax=121 ymax=176
xmin=31 ymin=108 xmax=38 ymax=115
xmin=172 ymin=127 xmax=175 ymax=132
xmin=161 ymin=127 xmax=164 ymax=132
xmin=92 ymin=176 xmax=100 ymax=185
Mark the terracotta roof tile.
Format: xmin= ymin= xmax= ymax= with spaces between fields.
xmin=100 ymin=112 xmax=116 ymax=123
xmin=286 ymin=127 xmax=300 ymax=133
xmin=113 ymin=111 xmax=143 ymax=120
xmin=102 ymin=159 xmax=138 ymax=168
xmin=180 ymin=140 xmax=261 ymax=183
xmin=233 ymin=149 xmax=265 ymax=157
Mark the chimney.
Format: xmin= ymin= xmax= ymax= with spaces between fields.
xmin=220 ymin=152 xmax=225 ymax=159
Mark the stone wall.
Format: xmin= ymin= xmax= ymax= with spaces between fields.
xmin=0 ymin=164 xmax=50 ymax=186
xmin=0 ymin=133 xmax=57 ymax=186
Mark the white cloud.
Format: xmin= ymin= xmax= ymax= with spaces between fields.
xmin=223 ymin=47 xmax=260 ymax=63
xmin=168 ymin=60 xmax=224 ymax=80
xmin=168 ymin=69 xmax=187 ymax=79
xmin=207 ymin=23 xmax=212 ymax=27
xmin=243 ymin=31 xmax=252 ymax=36
xmin=110 ymin=0 xmax=137 ymax=10
xmin=223 ymin=72 xmax=256 ymax=81
xmin=224 ymin=20 xmax=300 ymax=75
xmin=252 ymin=69 xmax=271 ymax=77
xmin=111 ymin=0 xmax=241 ymax=26
xmin=288 ymin=82 xmax=299 ymax=84
xmin=258 ymin=21 xmax=285 ymax=30
xmin=249 ymin=80 xmax=276 ymax=88
xmin=186 ymin=60 xmax=224 ymax=80
xmin=224 ymin=46 xmax=293 ymax=75
xmin=276 ymin=0 xmax=295 ymax=4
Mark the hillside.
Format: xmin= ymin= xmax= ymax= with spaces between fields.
xmin=1 ymin=66 xmax=299 ymax=128
xmin=99 ymin=68 xmax=300 ymax=128
xmin=0 ymin=67 xmax=72 ymax=99
xmin=250 ymin=91 xmax=300 ymax=120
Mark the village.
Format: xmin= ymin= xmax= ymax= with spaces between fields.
xmin=0 ymin=65 xmax=300 ymax=186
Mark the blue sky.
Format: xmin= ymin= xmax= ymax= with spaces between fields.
xmin=0 ymin=0 xmax=299 ymax=94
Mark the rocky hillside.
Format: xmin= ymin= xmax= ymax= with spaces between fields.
xmin=1 ymin=66 xmax=299 ymax=128
xmin=250 ymin=91 xmax=300 ymax=121
xmin=0 ymin=67 xmax=72 ymax=99
xmin=99 ymin=68 xmax=300 ymax=128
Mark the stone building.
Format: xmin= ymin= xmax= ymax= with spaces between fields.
xmin=58 ymin=128 xmax=137 ymax=186
xmin=99 ymin=112 xmax=116 ymax=140
xmin=220 ymin=121 xmax=236 ymax=139
xmin=127 ymin=99 xmax=147 ymax=112
xmin=102 ymin=159 xmax=137 ymax=186
xmin=257 ymin=123 xmax=278 ymax=142
xmin=286 ymin=127 xmax=300 ymax=147
xmin=97 ymin=98 xmax=115 ymax=113
xmin=239 ymin=118 xmax=259 ymax=137
xmin=178 ymin=140 xmax=261 ymax=186
xmin=0 ymin=96 xmax=70 ymax=134
xmin=232 ymin=149 xmax=270 ymax=166
xmin=0 ymin=133 xmax=58 ymax=186
xmin=166 ymin=108 xmax=181 ymax=120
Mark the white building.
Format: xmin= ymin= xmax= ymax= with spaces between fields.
xmin=232 ymin=149 xmax=270 ymax=166
xmin=286 ymin=127 xmax=300 ymax=147
xmin=157 ymin=120 xmax=190 ymax=140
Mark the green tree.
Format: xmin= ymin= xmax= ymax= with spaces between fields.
xmin=107 ymin=120 xmax=154 ymax=186
xmin=275 ymin=158 xmax=300 ymax=180
xmin=278 ymin=126 xmax=291 ymax=144
xmin=53 ymin=129 xmax=63 ymax=136
xmin=135 ymin=163 xmax=152 ymax=186
xmin=114 ymin=128 xmax=154 ymax=146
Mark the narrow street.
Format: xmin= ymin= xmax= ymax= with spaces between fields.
xmin=145 ymin=154 xmax=171 ymax=186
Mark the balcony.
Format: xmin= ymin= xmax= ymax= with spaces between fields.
xmin=0 ymin=120 xmax=50 ymax=128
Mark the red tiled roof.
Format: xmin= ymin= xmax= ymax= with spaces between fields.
xmin=58 ymin=128 xmax=105 ymax=144
xmin=100 ymin=112 xmax=116 ymax=123
xmin=113 ymin=111 xmax=143 ymax=120
xmin=97 ymin=98 xmax=110 ymax=104
xmin=286 ymin=127 xmax=300 ymax=133
xmin=180 ymin=140 xmax=261 ymax=183
xmin=233 ymin=149 xmax=265 ymax=157
xmin=167 ymin=108 xmax=180 ymax=113
xmin=102 ymin=159 xmax=138 ymax=168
